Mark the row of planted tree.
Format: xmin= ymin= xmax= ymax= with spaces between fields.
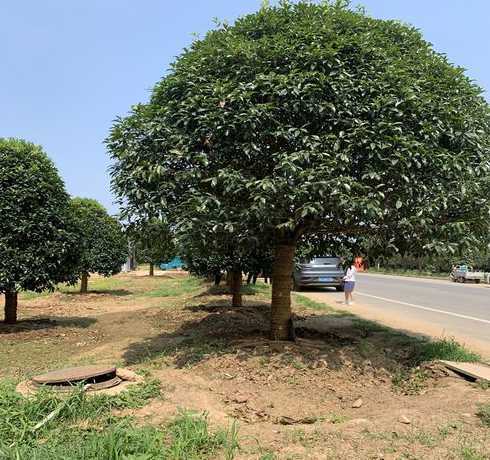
xmin=3 ymin=3 xmax=489 ymax=336
xmin=0 ymin=138 xmax=131 ymax=324
xmin=106 ymin=2 xmax=490 ymax=341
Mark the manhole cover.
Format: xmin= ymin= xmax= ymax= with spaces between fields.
xmin=32 ymin=365 xmax=121 ymax=392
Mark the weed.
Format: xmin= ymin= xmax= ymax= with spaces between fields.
xmin=413 ymin=337 xmax=480 ymax=364
xmin=258 ymin=356 xmax=270 ymax=367
xmin=460 ymin=445 xmax=487 ymax=460
xmin=357 ymin=338 xmax=376 ymax=358
xmin=476 ymin=380 xmax=490 ymax=390
xmin=392 ymin=368 xmax=428 ymax=395
xmin=437 ymin=421 xmax=461 ymax=439
xmin=164 ymin=410 xmax=239 ymax=460
xmin=412 ymin=430 xmax=437 ymax=447
xmin=476 ymin=403 xmax=490 ymax=427
xmin=259 ymin=453 xmax=277 ymax=460
xmin=0 ymin=380 xmax=238 ymax=459
xmin=328 ymin=413 xmax=349 ymax=424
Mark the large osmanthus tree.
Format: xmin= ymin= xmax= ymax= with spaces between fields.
xmin=108 ymin=1 xmax=490 ymax=340
xmin=70 ymin=198 xmax=127 ymax=293
xmin=0 ymin=139 xmax=80 ymax=323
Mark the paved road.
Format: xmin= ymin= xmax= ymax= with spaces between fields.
xmin=302 ymin=273 xmax=490 ymax=355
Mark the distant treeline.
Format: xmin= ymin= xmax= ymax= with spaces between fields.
xmin=369 ymin=253 xmax=490 ymax=273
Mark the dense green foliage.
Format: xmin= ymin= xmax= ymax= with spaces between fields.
xmin=0 ymin=138 xmax=79 ymax=321
xmin=70 ymin=197 xmax=127 ymax=282
xmin=0 ymin=139 xmax=79 ymax=293
xmin=130 ymin=218 xmax=175 ymax=267
xmin=108 ymin=1 xmax=490 ymax=338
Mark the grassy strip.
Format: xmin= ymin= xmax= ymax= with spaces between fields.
xmin=0 ymin=379 xmax=238 ymax=459
xmin=293 ymin=293 xmax=334 ymax=312
xmin=292 ymin=289 xmax=482 ymax=364
xmin=366 ymin=268 xmax=448 ymax=279
xmin=414 ymin=337 xmax=481 ymax=363
xmin=141 ymin=277 xmax=202 ymax=298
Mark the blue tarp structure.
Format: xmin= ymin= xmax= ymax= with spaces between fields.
xmin=160 ymin=256 xmax=184 ymax=270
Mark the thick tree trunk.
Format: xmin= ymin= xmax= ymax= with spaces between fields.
xmin=231 ymin=270 xmax=242 ymax=307
xmin=4 ymin=291 xmax=18 ymax=324
xmin=80 ymin=273 xmax=89 ymax=294
xmin=270 ymin=243 xmax=296 ymax=341
xmin=149 ymin=263 xmax=154 ymax=277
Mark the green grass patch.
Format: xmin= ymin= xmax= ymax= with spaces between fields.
xmin=0 ymin=378 xmax=238 ymax=459
xmin=413 ymin=338 xmax=481 ymax=364
xmin=241 ymin=282 xmax=271 ymax=297
xmin=292 ymin=293 xmax=334 ymax=311
xmin=165 ymin=410 xmax=239 ymax=460
xmin=18 ymin=290 xmax=51 ymax=301
xmin=58 ymin=277 xmax=129 ymax=294
xmin=142 ymin=276 xmax=202 ymax=298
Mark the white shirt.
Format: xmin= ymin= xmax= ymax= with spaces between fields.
xmin=344 ymin=266 xmax=356 ymax=282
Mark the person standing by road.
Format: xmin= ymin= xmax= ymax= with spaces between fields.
xmin=343 ymin=260 xmax=357 ymax=305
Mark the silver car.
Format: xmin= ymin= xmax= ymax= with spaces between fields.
xmin=293 ymin=256 xmax=344 ymax=291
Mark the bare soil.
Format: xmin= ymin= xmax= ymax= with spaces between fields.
xmin=1 ymin=270 xmax=489 ymax=459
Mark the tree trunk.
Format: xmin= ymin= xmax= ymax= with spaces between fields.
xmin=149 ymin=263 xmax=154 ymax=277
xmin=270 ymin=243 xmax=296 ymax=341
xmin=4 ymin=291 xmax=18 ymax=324
xmin=80 ymin=273 xmax=89 ymax=294
xmin=231 ymin=270 xmax=242 ymax=307
xmin=226 ymin=271 xmax=232 ymax=288
xmin=214 ymin=272 xmax=222 ymax=286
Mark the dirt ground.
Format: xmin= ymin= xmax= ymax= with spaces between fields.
xmin=1 ymin=270 xmax=489 ymax=459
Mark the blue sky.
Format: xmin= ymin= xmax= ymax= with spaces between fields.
xmin=1 ymin=1 xmax=489 ymax=214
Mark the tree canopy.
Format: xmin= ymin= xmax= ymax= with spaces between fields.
xmin=108 ymin=1 xmax=490 ymax=339
xmin=0 ymin=138 xmax=79 ymax=323
xmin=70 ymin=197 xmax=127 ymax=293
xmin=130 ymin=218 xmax=175 ymax=276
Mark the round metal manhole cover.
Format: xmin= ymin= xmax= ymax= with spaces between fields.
xmin=32 ymin=365 xmax=121 ymax=391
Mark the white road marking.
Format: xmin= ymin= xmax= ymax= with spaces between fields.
xmin=356 ymin=292 xmax=490 ymax=325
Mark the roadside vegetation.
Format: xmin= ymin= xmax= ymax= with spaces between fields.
xmin=0 ymin=378 xmax=238 ymax=459
xmin=2 ymin=1 xmax=490 ymax=458
xmin=1 ymin=271 xmax=488 ymax=458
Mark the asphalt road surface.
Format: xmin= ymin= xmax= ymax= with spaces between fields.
xmin=302 ymin=273 xmax=490 ymax=356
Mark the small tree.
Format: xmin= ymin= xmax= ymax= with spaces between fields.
xmin=131 ymin=218 xmax=175 ymax=276
xmin=0 ymin=139 xmax=79 ymax=323
xmin=70 ymin=198 xmax=127 ymax=293
xmin=109 ymin=2 xmax=490 ymax=339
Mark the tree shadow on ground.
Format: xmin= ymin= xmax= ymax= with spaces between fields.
xmin=61 ymin=289 xmax=133 ymax=297
xmin=122 ymin=297 xmax=429 ymax=375
xmin=0 ymin=316 xmax=97 ymax=334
